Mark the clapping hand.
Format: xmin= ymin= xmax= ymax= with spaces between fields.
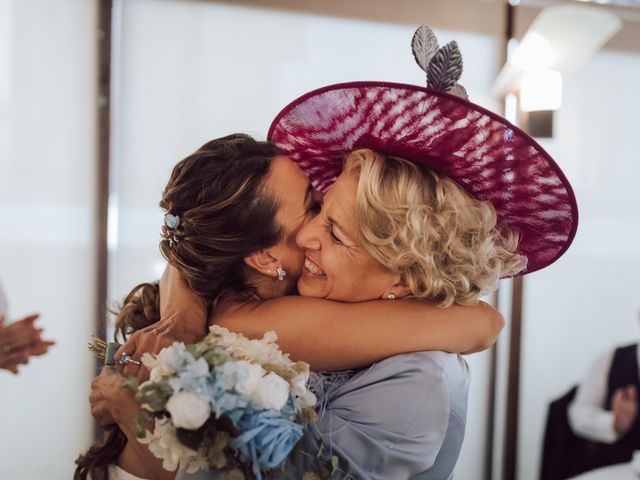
xmin=0 ymin=313 xmax=55 ymax=373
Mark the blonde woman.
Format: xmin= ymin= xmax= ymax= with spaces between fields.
xmin=202 ymin=149 xmax=528 ymax=479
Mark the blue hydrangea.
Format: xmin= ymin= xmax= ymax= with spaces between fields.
xmin=168 ymin=357 xmax=210 ymax=397
xmin=279 ymin=395 xmax=300 ymax=421
xmin=229 ymin=410 xmax=303 ymax=480
xmin=204 ymin=361 xmax=254 ymax=417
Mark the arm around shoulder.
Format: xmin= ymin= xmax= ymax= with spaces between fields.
xmin=216 ymin=297 xmax=503 ymax=370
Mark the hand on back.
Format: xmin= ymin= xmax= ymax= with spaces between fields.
xmin=116 ymin=265 xmax=208 ymax=383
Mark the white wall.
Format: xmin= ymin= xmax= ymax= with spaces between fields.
xmin=113 ymin=2 xmax=501 ymax=479
xmin=518 ymin=48 xmax=640 ymax=480
xmin=0 ymin=0 xmax=97 ymax=478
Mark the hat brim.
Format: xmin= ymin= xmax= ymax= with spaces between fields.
xmin=268 ymin=81 xmax=578 ymax=275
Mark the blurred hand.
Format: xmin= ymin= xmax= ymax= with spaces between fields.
xmin=115 ymin=265 xmax=208 ymax=382
xmin=0 ymin=313 xmax=55 ymax=373
xmin=90 ymin=366 xmax=139 ymax=430
xmin=612 ymin=385 xmax=638 ymax=436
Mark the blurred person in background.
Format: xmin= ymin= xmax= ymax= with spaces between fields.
xmin=568 ymin=339 xmax=640 ymax=471
xmin=0 ymin=278 xmax=55 ymax=374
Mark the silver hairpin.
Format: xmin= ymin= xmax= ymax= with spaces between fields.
xmin=162 ymin=213 xmax=181 ymax=247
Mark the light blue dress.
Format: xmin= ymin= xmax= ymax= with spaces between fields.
xmin=178 ymin=350 xmax=470 ymax=480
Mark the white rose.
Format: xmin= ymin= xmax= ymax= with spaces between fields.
xmin=291 ymin=372 xmax=317 ymax=408
xmin=234 ymin=361 xmax=266 ymax=396
xmin=166 ymin=391 xmax=210 ymax=430
xmin=140 ymin=418 xmax=197 ymax=472
xmin=251 ymin=371 xmax=290 ymax=411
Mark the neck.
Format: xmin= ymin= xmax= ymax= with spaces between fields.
xmin=247 ymin=270 xmax=291 ymax=300
xmin=209 ymin=270 xmax=293 ymax=326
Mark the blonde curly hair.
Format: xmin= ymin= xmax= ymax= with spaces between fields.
xmin=344 ymin=149 xmax=527 ymax=307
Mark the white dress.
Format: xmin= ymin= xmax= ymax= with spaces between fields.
xmin=90 ymin=464 xmax=148 ymax=480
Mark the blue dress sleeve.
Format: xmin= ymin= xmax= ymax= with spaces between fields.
xmin=311 ymin=351 xmax=469 ymax=480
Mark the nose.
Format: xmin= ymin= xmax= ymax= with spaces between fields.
xmin=296 ymin=213 xmax=322 ymax=251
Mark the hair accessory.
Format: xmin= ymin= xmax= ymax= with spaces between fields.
xmin=163 ymin=213 xmax=181 ymax=247
xmin=164 ymin=213 xmax=180 ymax=229
xmin=386 ymin=293 xmax=396 ymax=300
xmin=268 ymin=23 xmax=578 ymax=276
xmin=276 ymin=267 xmax=287 ymax=281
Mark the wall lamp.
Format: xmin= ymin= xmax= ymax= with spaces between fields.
xmin=493 ymin=4 xmax=621 ymax=137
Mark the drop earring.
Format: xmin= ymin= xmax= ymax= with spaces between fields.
xmin=276 ymin=267 xmax=287 ymax=281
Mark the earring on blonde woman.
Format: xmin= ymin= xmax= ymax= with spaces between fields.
xmin=386 ymin=293 xmax=396 ymax=300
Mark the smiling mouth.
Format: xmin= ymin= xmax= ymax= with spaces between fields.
xmin=304 ymin=258 xmax=326 ymax=276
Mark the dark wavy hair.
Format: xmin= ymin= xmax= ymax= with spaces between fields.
xmin=75 ymin=134 xmax=283 ymax=480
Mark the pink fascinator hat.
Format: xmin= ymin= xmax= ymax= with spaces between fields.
xmin=268 ymin=24 xmax=578 ymax=275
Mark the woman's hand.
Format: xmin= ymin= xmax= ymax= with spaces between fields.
xmin=116 ymin=265 xmax=208 ymax=383
xmin=0 ymin=313 xmax=55 ymax=373
xmin=90 ymin=367 xmax=177 ymax=480
xmin=159 ymin=264 xmax=206 ymax=321
xmin=90 ymin=366 xmax=139 ymax=431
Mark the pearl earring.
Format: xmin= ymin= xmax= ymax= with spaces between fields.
xmin=386 ymin=293 xmax=396 ymax=300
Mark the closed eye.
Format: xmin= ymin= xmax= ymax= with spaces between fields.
xmin=325 ymin=222 xmax=343 ymax=245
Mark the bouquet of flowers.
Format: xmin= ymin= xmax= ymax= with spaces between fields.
xmin=129 ymin=325 xmax=323 ymax=479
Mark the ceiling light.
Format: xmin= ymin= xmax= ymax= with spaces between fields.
xmin=493 ymin=5 xmax=622 ymax=99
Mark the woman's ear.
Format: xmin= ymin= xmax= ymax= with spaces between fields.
xmin=244 ymin=250 xmax=279 ymax=279
xmin=381 ymin=278 xmax=412 ymax=300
